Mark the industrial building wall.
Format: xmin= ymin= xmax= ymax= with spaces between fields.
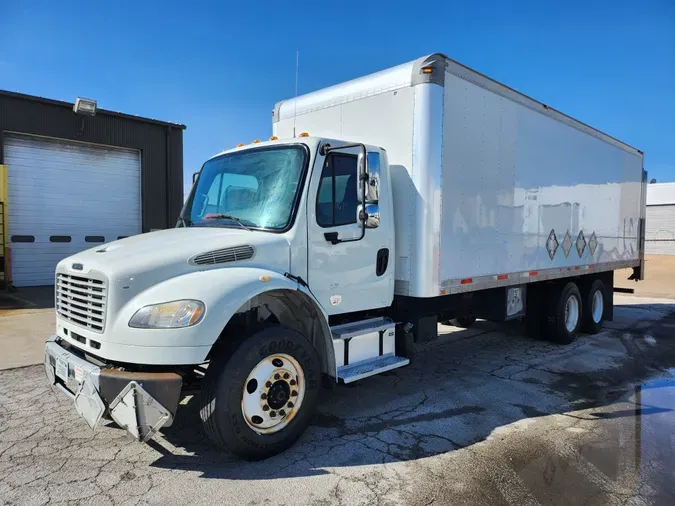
xmin=0 ymin=91 xmax=184 ymax=232
xmin=646 ymin=183 xmax=675 ymax=255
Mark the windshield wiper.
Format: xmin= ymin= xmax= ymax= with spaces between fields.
xmin=204 ymin=214 xmax=252 ymax=231
xmin=177 ymin=216 xmax=192 ymax=227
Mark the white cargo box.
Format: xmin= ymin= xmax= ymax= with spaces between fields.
xmin=274 ymin=53 xmax=645 ymax=298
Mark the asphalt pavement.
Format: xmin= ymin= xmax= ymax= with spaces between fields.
xmin=1 ymin=295 xmax=675 ymax=505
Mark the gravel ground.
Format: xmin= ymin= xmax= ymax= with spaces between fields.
xmin=1 ymin=296 xmax=674 ymax=505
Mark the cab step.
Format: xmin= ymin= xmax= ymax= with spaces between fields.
xmin=331 ymin=317 xmax=409 ymax=383
xmin=337 ymin=354 xmax=409 ymax=383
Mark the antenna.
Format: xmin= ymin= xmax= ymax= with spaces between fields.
xmin=293 ymin=49 xmax=299 ymax=137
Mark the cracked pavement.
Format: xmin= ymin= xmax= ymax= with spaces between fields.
xmin=1 ymin=295 xmax=675 ymax=505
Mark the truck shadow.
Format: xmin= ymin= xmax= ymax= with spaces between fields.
xmin=150 ymin=305 xmax=675 ymax=480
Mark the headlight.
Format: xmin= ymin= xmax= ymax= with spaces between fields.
xmin=129 ymin=300 xmax=205 ymax=329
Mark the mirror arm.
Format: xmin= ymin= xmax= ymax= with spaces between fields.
xmin=320 ymin=143 xmax=368 ymax=245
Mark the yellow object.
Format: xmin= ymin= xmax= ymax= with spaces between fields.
xmin=269 ymin=136 xmax=278 ymax=141
xmin=422 ymin=67 xmax=434 ymax=74
xmin=236 ymin=143 xmax=245 ymax=147
xmin=259 ymin=275 xmax=271 ymax=282
xmin=252 ymin=139 xmax=261 ymax=144
xmin=298 ymin=132 xmax=309 ymax=137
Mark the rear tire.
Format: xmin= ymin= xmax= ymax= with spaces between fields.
xmin=580 ymin=279 xmax=606 ymax=334
xmin=200 ymin=325 xmax=321 ymax=460
xmin=544 ymin=282 xmax=582 ymax=345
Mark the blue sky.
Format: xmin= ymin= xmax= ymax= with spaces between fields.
xmin=2 ymin=0 xmax=674 ymax=195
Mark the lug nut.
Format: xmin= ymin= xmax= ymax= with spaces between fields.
xmin=287 ymin=402 xmax=294 ymax=408
xmin=274 ymin=373 xmax=281 ymax=380
xmin=270 ymin=411 xmax=277 ymax=417
xmin=283 ymin=373 xmax=290 ymax=379
xmin=263 ymin=405 xmax=270 ymax=411
xmin=290 ymin=379 xmax=296 ymax=386
xmin=291 ymin=390 xmax=298 ymax=397
xmin=266 ymin=381 xmax=272 ymax=388
xmin=261 ymin=393 xmax=267 ymax=400
xmin=279 ymin=409 xmax=286 ymax=416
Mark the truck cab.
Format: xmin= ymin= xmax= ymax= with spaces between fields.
xmin=45 ymin=135 xmax=405 ymax=460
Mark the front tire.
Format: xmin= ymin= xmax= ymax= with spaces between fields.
xmin=200 ymin=325 xmax=321 ymax=460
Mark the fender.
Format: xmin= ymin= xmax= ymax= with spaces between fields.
xmin=109 ymin=267 xmax=336 ymax=374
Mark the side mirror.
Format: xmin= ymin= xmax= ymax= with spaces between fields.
xmin=365 ymin=153 xmax=380 ymax=202
xmin=358 ymin=203 xmax=380 ymax=229
xmin=192 ymin=171 xmax=200 ymax=184
xmin=356 ymin=151 xmax=367 ymax=203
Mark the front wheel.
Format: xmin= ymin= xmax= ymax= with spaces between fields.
xmin=200 ymin=325 xmax=321 ymax=460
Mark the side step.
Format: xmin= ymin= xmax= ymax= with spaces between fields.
xmin=331 ymin=317 xmax=409 ymax=384
xmin=337 ymin=354 xmax=409 ymax=384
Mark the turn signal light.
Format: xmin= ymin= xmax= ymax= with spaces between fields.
xmin=422 ymin=67 xmax=434 ymax=74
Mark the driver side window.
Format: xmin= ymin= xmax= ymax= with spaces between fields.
xmin=316 ymin=153 xmax=358 ymax=228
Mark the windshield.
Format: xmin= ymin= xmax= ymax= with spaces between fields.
xmin=183 ymin=145 xmax=307 ymax=231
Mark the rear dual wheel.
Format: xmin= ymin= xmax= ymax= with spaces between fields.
xmin=580 ymin=279 xmax=606 ymax=335
xmin=540 ymin=278 xmax=606 ymax=344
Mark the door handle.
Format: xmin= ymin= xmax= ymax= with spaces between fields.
xmin=324 ymin=232 xmax=339 ymax=245
xmin=376 ymin=248 xmax=389 ymax=276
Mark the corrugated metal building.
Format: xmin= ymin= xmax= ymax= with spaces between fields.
xmin=646 ymin=182 xmax=675 ymax=255
xmin=0 ymin=90 xmax=186 ymax=286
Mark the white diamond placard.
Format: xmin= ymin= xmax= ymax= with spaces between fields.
xmin=589 ymin=232 xmax=598 ymax=256
xmin=546 ymin=229 xmax=559 ymax=260
xmin=561 ymin=230 xmax=572 ymax=258
xmin=576 ymin=230 xmax=586 ymax=257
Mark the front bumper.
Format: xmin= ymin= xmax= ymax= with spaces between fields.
xmin=44 ymin=336 xmax=183 ymax=442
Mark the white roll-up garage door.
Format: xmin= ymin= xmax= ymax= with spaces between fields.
xmin=5 ymin=134 xmax=142 ymax=286
xmin=645 ymin=205 xmax=675 ymax=255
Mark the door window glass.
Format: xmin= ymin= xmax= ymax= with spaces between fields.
xmin=316 ymin=153 xmax=358 ymax=227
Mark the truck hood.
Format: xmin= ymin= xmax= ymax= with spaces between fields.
xmin=56 ymin=227 xmax=291 ymax=292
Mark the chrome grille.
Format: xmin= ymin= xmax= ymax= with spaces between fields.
xmin=190 ymin=245 xmax=255 ymax=265
xmin=56 ymin=273 xmax=107 ymax=333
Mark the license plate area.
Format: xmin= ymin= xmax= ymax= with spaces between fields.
xmin=55 ymin=357 xmax=69 ymax=382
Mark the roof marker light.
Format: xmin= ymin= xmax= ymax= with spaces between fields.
xmin=252 ymin=139 xmax=261 ymax=144
xmin=269 ymin=136 xmax=278 ymax=141
xmin=298 ymin=132 xmax=309 ymax=137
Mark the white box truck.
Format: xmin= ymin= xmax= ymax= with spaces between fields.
xmin=44 ymin=53 xmax=647 ymax=460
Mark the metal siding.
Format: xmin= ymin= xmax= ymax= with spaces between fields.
xmin=5 ymin=134 xmax=142 ymax=286
xmin=645 ymin=205 xmax=675 ymax=255
xmin=437 ymin=70 xmax=642 ymax=290
xmin=0 ymin=92 xmax=183 ymax=232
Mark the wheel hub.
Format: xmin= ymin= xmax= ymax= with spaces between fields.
xmin=267 ymin=381 xmax=291 ymax=410
xmin=241 ymin=353 xmax=305 ymax=434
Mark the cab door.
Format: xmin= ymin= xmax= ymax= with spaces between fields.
xmin=306 ymin=145 xmax=393 ymax=315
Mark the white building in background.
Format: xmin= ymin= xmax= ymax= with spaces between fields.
xmin=646 ymin=182 xmax=675 ymax=255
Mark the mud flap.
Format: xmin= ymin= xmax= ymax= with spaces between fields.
xmin=109 ymin=381 xmax=172 ymax=442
